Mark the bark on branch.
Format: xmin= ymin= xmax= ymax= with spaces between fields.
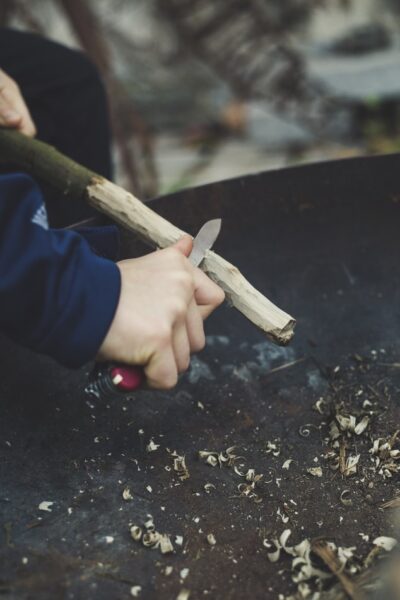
xmin=0 ymin=128 xmax=295 ymax=345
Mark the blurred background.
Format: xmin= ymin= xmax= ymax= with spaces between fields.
xmin=2 ymin=0 xmax=400 ymax=199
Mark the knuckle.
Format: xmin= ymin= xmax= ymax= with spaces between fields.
xmin=176 ymin=270 xmax=194 ymax=292
xmin=152 ymin=325 xmax=172 ymax=348
xmin=166 ymin=247 xmax=183 ymax=262
xmin=157 ymin=371 xmax=178 ymax=390
xmin=172 ymin=299 xmax=187 ymax=320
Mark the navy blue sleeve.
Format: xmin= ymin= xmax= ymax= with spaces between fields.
xmin=0 ymin=172 xmax=121 ymax=367
xmin=73 ymin=225 xmax=120 ymax=261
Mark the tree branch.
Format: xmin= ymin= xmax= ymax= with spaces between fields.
xmin=0 ymin=128 xmax=295 ymax=345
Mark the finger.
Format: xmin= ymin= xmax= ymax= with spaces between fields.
xmin=193 ymin=267 xmax=225 ymax=316
xmin=172 ymin=321 xmax=191 ymax=373
xmin=144 ymin=344 xmax=178 ymax=390
xmin=0 ymin=84 xmax=36 ymax=136
xmin=0 ymin=93 xmax=21 ymax=127
xmin=185 ymin=298 xmax=206 ymax=352
xmin=9 ymin=93 xmax=36 ymax=136
xmin=172 ymin=234 xmax=193 ymax=258
xmin=198 ymin=304 xmax=214 ymax=320
xmin=16 ymin=110 xmax=36 ymax=137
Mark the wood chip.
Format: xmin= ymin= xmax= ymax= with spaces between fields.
xmin=38 ymin=501 xmax=53 ymax=512
xmin=207 ymin=533 xmax=216 ymax=546
xmin=123 ymin=487 xmax=134 ymax=501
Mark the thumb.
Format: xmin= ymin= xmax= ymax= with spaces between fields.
xmin=172 ymin=234 xmax=193 ymax=258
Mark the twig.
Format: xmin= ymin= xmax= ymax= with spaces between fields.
xmin=381 ymin=494 xmax=400 ymax=509
xmin=339 ymin=439 xmax=347 ymax=475
xmin=3 ymin=522 xmax=14 ymax=548
xmin=312 ymin=540 xmax=365 ymax=600
xmin=264 ymin=357 xmax=306 ymax=376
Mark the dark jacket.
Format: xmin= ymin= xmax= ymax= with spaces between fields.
xmin=0 ymin=172 xmax=121 ymax=367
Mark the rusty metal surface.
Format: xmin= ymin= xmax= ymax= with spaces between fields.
xmin=1 ymin=154 xmax=400 ymax=599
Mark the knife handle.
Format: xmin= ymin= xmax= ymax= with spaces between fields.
xmin=85 ymin=363 xmax=145 ymax=400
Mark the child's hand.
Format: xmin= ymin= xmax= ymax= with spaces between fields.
xmin=97 ymin=236 xmax=225 ymax=389
xmin=0 ymin=69 xmax=36 ymax=137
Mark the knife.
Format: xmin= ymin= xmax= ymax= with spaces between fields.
xmin=86 ymin=218 xmax=222 ymax=399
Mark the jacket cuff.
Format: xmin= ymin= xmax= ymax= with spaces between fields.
xmin=38 ymin=255 xmax=121 ymax=368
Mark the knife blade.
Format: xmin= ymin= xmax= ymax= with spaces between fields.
xmin=189 ymin=218 xmax=222 ymax=267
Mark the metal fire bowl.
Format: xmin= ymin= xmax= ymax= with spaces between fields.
xmin=1 ymin=154 xmax=400 ymax=599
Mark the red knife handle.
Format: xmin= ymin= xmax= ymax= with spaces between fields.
xmin=109 ymin=365 xmax=145 ymax=392
xmin=85 ymin=363 xmax=145 ymax=399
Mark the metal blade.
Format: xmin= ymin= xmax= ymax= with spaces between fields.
xmin=189 ymin=218 xmax=222 ymax=267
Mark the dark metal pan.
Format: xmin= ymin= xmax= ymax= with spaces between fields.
xmin=1 ymin=154 xmax=400 ymax=599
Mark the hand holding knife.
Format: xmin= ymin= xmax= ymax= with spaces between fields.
xmin=86 ymin=218 xmax=222 ymax=400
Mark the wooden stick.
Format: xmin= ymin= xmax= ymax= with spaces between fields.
xmin=0 ymin=129 xmax=295 ymax=344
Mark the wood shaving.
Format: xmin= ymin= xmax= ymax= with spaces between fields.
xmin=207 ymin=533 xmax=216 ymax=546
xmin=263 ymin=530 xmax=358 ymax=597
xmin=130 ymin=519 xmax=175 ymax=555
xmin=354 ymin=415 xmax=370 ymax=435
xmin=204 ymin=483 xmax=216 ymax=493
xmin=130 ymin=526 xmax=142 ymax=541
xmin=198 ymin=446 xmax=240 ymax=468
xmin=329 ymin=412 xmax=370 ymax=444
xmin=159 ymin=535 xmax=174 ymax=554
xmin=298 ymin=424 xmax=318 ymax=438
xmin=38 ymin=501 xmax=53 ymax=512
xmin=343 ymin=454 xmax=360 ymax=477
xmin=373 ymin=536 xmax=398 ymax=551
xmin=130 ymin=585 xmax=142 ymax=597
xmin=369 ymin=431 xmax=400 ymax=478
xmin=306 ymin=467 xmax=322 ymax=478
xmin=146 ymin=439 xmax=160 ymax=452
xmin=340 ymin=489 xmax=352 ymax=506
xmin=237 ymin=468 xmax=263 ymax=503
xmin=265 ymin=440 xmax=281 ymax=456
xmin=313 ymin=398 xmax=326 ymax=414
xmin=144 ymin=517 xmax=155 ymax=530
xmin=122 ymin=487 xmax=133 ymax=501
xmin=277 ymin=507 xmax=289 ymax=524
xmin=172 ymin=452 xmax=190 ymax=481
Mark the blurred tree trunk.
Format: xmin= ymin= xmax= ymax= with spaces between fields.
xmin=58 ymin=0 xmax=158 ymax=198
